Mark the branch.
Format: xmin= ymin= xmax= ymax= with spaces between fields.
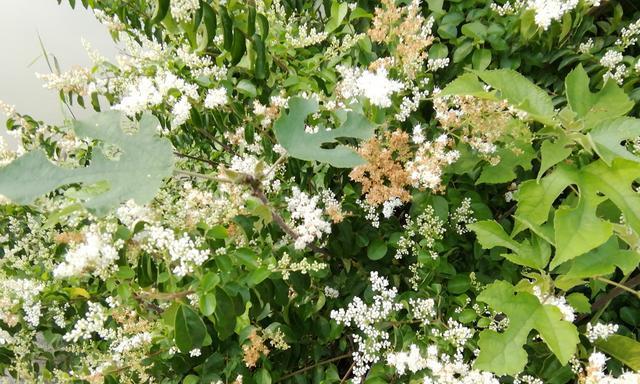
xmin=173 ymin=151 xmax=219 ymax=167
xmin=276 ymin=353 xmax=352 ymax=382
xmin=248 ymin=177 xmax=332 ymax=258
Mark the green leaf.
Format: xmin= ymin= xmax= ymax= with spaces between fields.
xmin=564 ymin=237 xmax=640 ymax=278
xmin=565 ymin=292 xmax=591 ymax=314
xmin=174 ymin=304 xmax=207 ymax=352
xmin=0 ymin=111 xmax=174 ymax=216
xmin=439 ymin=73 xmax=490 ymax=98
xmin=472 ymin=48 xmax=492 ymax=70
xmin=476 ymin=145 xmax=535 ymax=184
xmin=538 ymin=137 xmax=572 ymax=180
xmin=367 ymin=238 xmax=387 ymax=260
xmin=453 ymin=40 xmax=474 ymax=63
xmin=199 ymin=293 xmax=217 ymax=316
xmin=475 ymin=281 xmax=579 ymax=375
xmin=475 ymin=69 xmax=555 ymax=126
xmin=589 ymin=117 xmax=640 ymax=165
xmin=461 ymin=22 xmax=487 ymax=41
xmin=213 ymin=287 xmax=236 ymax=340
xmin=325 ymin=1 xmax=348 ymax=33
xmin=513 ymin=165 xmax=577 ymax=235
xmin=254 ymin=368 xmax=272 ymax=384
xmin=596 ymin=335 xmax=640 ymax=371
xmin=552 ymin=191 xmax=613 ymax=269
xmin=565 ymin=64 xmax=633 ymax=128
xmin=468 ymin=220 xmax=549 ymax=269
xmin=274 ymin=97 xmax=374 ymax=168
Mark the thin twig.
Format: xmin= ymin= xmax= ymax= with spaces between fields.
xmin=249 ymin=179 xmax=332 ymax=258
xmin=275 ymin=353 xmax=352 ymax=382
xmin=173 ymin=169 xmax=231 ymax=183
xmin=595 ymin=276 xmax=640 ymax=299
xmin=577 ymin=274 xmax=640 ymax=322
xmin=339 ymin=361 xmax=355 ymax=384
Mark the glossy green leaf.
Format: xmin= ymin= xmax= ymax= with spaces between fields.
xmin=174 ymin=304 xmax=207 ymax=352
xmin=367 ymin=238 xmax=387 ymax=260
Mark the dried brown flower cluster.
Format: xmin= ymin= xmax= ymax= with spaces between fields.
xmin=54 ymin=231 xmax=85 ymax=245
xmin=368 ymin=0 xmax=435 ymax=78
xmin=433 ymin=94 xmax=531 ymax=162
xmin=242 ymin=329 xmax=270 ymax=368
xmin=350 ymin=130 xmax=412 ymax=206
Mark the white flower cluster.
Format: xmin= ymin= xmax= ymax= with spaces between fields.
xmin=330 ymin=272 xmax=403 ymax=382
xmin=324 ymin=286 xmax=340 ymax=299
xmin=204 ymin=87 xmax=228 ymax=109
xmin=386 ymin=344 xmax=499 ymax=384
xmin=396 ymin=79 xmax=431 ymax=122
xmin=63 ymin=302 xmax=115 ymax=342
xmin=409 ymin=298 xmax=436 ymax=324
xmin=36 ymin=67 xmax=91 ymax=95
xmin=450 ymin=198 xmax=477 ymax=235
xmin=490 ymin=0 xmax=525 ymax=16
xmin=110 ymin=332 xmax=153 ymax=365
xmin=407 ymin=134 xmax=460 ymax=191
xmin=442 ymin=318 xmax=474 ymax=348
xmin=616 ymin=19 xmax=640 ymax=49
xmin=356 ymin=68 xmax=404 ymax=108
xmin=600 ymin=50 xmax=624 ymax=69
xmin=532 ymin=286 xmax=575 ymax=322
xmin=584 ymin=352 xmax=640 ymax=383
xmin=269 ymin=252 xmax=327 ymax=280
xmin=285 ymin=187 xmax=332 ymax=250
xmin=525 ymin=0 xmax=579 ymax=30
xmin=586 ymin=322 xmax=618 ymax=343
xmin=170 ymin=0 xmax=200 ymax=22
xmin=382 ymin=197 xmax=403 ymax=218
xmin=134 ymin=225 xmax=210 ymax=277
xmin=116 ymin=199 xmax=154 ymax=228
xmin=336 ymin=66 xmax=404 ymax=108
xmin=0 ymin=278 xmax=45 ymax=327
xmin=93 ymin=9 xmax=125 ymax=32
xmin=395 ymin=205 xmax=446 ymax=260
xmin=112 ymin=70 xmax=199 ymax=128
xmin=286 ymin=22 xmax=328 ymax=48
xmin=578 ymin=38 xmax=594 ymax=54
xmin=600 ymin=50 xmax=628 ymax=84
xmin=53 ymin=224 xmax=122 ymax=280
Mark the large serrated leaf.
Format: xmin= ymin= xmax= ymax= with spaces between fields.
xmin=273 ymin=97 xmax=374 ymax=168
xmin=475 ymin=69 xmax=556 ymax=126
xmin=475 ymin=281 xmax=579 ymax=375
xmin=589 ymin=117 xmax=640 ymax=165
xmin=562 ymin=237 xmax=640 ymax=278
xmin=469 ymin=220 xmax=549 ymax=269
xmin=0 ymin=111 xmax=174 ymax=216
xmin=565 ymin=64 xmax=633 ymax=128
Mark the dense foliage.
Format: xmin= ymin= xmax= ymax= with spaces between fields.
xmin=1 ymin=0 xmax=640 ymax=383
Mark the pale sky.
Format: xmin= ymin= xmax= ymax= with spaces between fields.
xmin=0 ymin=0 xmax=118 ymax=146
